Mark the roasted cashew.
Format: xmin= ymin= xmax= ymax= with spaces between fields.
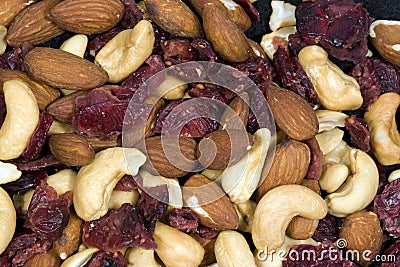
xmin=315 ymin=128 xmax=344 ymax=155
xmin=0 ymin=161 xmax=21 ymax=184
xmin=364 ymin=92 xmax=400 ymax=165
xmin=125 ymin=247 xmax=161 ymax=267
xmin=235 ymin=200 xmax=257 ymax=232
xmin=154 ymin=75 xmax=187 ymax=100
xmin=0 ymin=25 xmax=6 ymax=55
xmin=0 ymin=80 xmax=39 ymax=160
xmin=316 ymin=110 xmax=348 ymax=133
xmin=388 ymin=169 xmax=400 ymax=183
xmin=269 ymin=1 xmax=296 ymax=31
xmin=251 ymin=185 xmax=327 ymax=250
xmin=73 ymin=147 xmax=146 ymax=221
xmin=319 ymin=164 xmax=349 ymax=193
xmin=48 ymin=120 xmax=75 ymax=135
xmin=323 ymin=140 xmax=351 ymax=167
xmin=60 ymin=247 xmax=99 ymax=267
xmin=95 ymin=20 xmax=155 ymax=83
xmin=220 ymin=128 xmax=271 ymax=204
xmin=298 ymin=45 xmax=363 ymax=111
xmin=108 ymin=190 xmax=139 ymax=210
xmin=215 ymin=230 xmax=256 ymax=267
xmin=0 ymin=187 xmax=16 ymax=254
xmin=154 ymin=222 xmax=204 ymax=267
xmin=326 ymin=149 xmax=379 ymax=217
xmin=60 ymin=34 xmax=88 ymax=58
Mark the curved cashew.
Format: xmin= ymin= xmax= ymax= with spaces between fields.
xmin=326 ymin=149 xmax=379 ymax=217
xmin=125 ymin=247 xmax=161 ymax=267
xmin=251 ymin=185 xmax=327 ymax=250
xmin=221 ymin=128 xmax=271 ymax=204
xmin=0 ymin=161 xmax=21 ymax=184
xmin=109 ymin=190 xmax=139 ymax=210
xmin=235 ymin=200 xmax=257 ymax=232
xmin=323 ymin=140 xmax=351 ymax=167
xmin=298 ymin=45 xmax=362 ymax=111
xmin=315 ymin=128 xmax=344 ymax=155
xmin=73 ymin=147 xmax=146 ymax=221
xmin=95 ymin=20 xmax=155 ymax=83
xmin=0 ymin=187 xmax=16 ymax=254
xmin=60 ymin=247 xmax=99 ymax=267
xmin=364 ymin=92 xmax=400 ymax=165
xmin=154 ymin=222 xmax=204 ymax=267
xmin=319 ymin=164 xmax=349 ymax=193
xmin=215 ymin=230 xmax=256 ymax=267
xmin=0 ymin=25 xmax=6 ymax=55
xmin=316 ymin=110 xmax=348 ymax=133
xmin=388 ymin=169 xmax=400 ymax=183
xmin=0 ymin=80 xmax=39 ymax=160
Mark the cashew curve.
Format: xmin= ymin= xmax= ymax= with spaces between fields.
xmin=0 ymin=187 xmax=16 ymax=254
xmin=125 ymin=247 xmax=161 ymax=267
xmin=0 ymin=161 xmax=21 ymax=184
xmin=316 ymin=110 xmax=348 ymax=133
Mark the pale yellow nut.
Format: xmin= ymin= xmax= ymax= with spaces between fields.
xmin=323 ymin=140 xmax=351 ymax=167
xmin=60 ymin=247 xmax=99 ymax=267
xmin=319 ymin=163 xmax=349 ymax=193
xmin=155 ymin=75 xmax=187 ymax=100
xmin=221 ymin=128 xmax=271 ymax=204
xmin=260 ymin=26 xmax=296 ymax=60
xmin=125 ymin=247 xmax=161 ymax=267
xmin=154 ymin=222 xmax=204 ymax=267
xmin=298 ymin=45 xmax=363 ymax=111
xmin=0 ymin=161 xmax=21 ymax=184
xmin=95 ymin=20 xmax=155 ymax=83
xmin=0 ymin=25 xmax=7 ymax=55
xmin=364 ymin=92 xmax=400 ymax=165
xmin=315 ymin=128 xmax=344 ymax=155
xmin=73 ymin=147 xmax=146 ymax=221
xmin=316 ymin=110 xmax=348 ymax=133
xmin=269 ymin=1 xmax=296 ymax=31
xmin=13 ymin=190 xmax=33 ymax=216
xmin=326 ymin=149 xmax=379 ymax=217
xmin=388 ymin=169 xmax=400 ymax=183
xmin=108 ymin=189 xmax=139 ymax=210
xmin=201 ymin=169 xmax=223 ymax=181
xmin=234 ymin=200 xmax=257 ymax=232
xmin=0 ymin=80 xmax=39 ymax=160
xmin=60 ymin=34 xmax=88 ymax=58
xmin=48 ymin=120 xmax=75 ymax=135
xmin=252 ymin=184 xmax=327 ymax=251
xmin=0 ymin=187 xmax=16 ymax=254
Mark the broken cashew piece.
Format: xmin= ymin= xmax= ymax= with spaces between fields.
xmin=0 ymin=161 xmax=21 ymax=184
xmin=73 ymin=147 xmax=146 ymax=221
xmin=388 ymin=169 xmax=400 ymax=183
xmin=95 ymin=20 xmax=155 ymax=83
xmin=316 ymin=110 xmax=348 ymax=133
xmin=125 ymin=247 xmax=161 ymax=267
xmin=0 ymin=187 xmax=16 ymax=254
xmin=326 ymin=149 xmax=379 ymax=217
xmin=252 ymin=184 xmax=327 ymax=251
xmin=60 ymin=247 xmax=99 ymax=267
xmin=298 ymin=45 xmax=363 ymax=111
xmin=221 ymin=128 xmax=271 ymax=204
xmin=0 ymin=80 xmax=39 ymax=160
xmin=364 ymin=92 xmax=400 ymax=165
xmin=315 ymin=128 xmax=344 ymax=155
xmin=60 ymin=34 xmax=88 ymax=58
xmin=269 ymin=1 xmax=296 ymax=31
xmin=0 ymin=25 xmax=7 ymax=55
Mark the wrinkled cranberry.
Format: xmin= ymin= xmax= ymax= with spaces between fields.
xmin=83 ymin=203 xmax=157 ymax=252
xmin=2 ymin=170 xmax=47 ymax=195
xmin=84 ymin=251 xmax=125 ymax=267
xmin=345 ymin=115 xmax=371 ymax=152
xmin=162 ymin=39 xmax=196 ymax=65
xmin=191 ymin=39 xmax=218 ymax=62
xmin=25 ymin=180 xmax=71 ymax=242
xmin=233 ymin=0 xmax=259 ymax=22
xmin=168 ymin=208 xmax=199 ymax=234
xmin=232 ymin=57 xmax=275 ymax=88
xmin=114 ymin=175 xmax=139 ymax=191
xmin=153 ymin=24 xmax=175 ymax=55
xmin=13 ymin=155 xmax=61 ymax=171
xmin=295 ymin=1 xmax=328 ymax=40
xmin=0 ymin=95 xmax=5 ymax=127
xmin=0 ymin=42 xmax=34 ymax=71
xmin=374 ymin=179 xmax=400 ymax=238
xmin=197 ymin=225 xmax=219 ymax=239
xmin=381 ymin=240 xmax=400 ymax=266
xmin=87 ymin=27 xmax=123 ymax=53
xmin=312 ymin=214 xmax=342 ymax=243
xmin=188 ymin=84 xmax=230 ymax=105
xmin=273 ymin=46 xmax=319 ymax=106
xmin=20 ymin=112 xmax=53 ymax=161
xmin=304 ymin=137 xmax=323 ymax=180
xmin=120 ymin=0 xmax=143 ymax=29
xmin=137 ymin=185 xmax=168 ymax=232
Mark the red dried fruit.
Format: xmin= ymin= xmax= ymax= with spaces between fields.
xmin=191 ymin=38 xmax=218 ymax=62
xmin=374 ymin=179 xmax=400 ymax=238
xmin=114 ymin=175 xmax=139 ymax=191
xmin=13 ymin=155 xmax=61 ymax=171
xmin=233 ymin=0 xmax=259 ymax=22
xmin=188 ymin=85 xmax=230 ymax=105
xmin=120 ymin=0 xmax=143 ymax=29
xmin=83 ymin=203 xmax=157 ymax=252
xmin=167 ymin=208 xmax=199 ymax=234
xmin=87 ymin=27 xmax=123 ymax=53
xmin=84 ymin=251 xmax=125 ymax=267
xmin=0 ymin=94 xmax=5 ymax=127
xmin=232 ymin=57 xmax=275 ymax=88
xmin=345 ymin=115 xmax=371 ymax=152
xmin=2 ymin=170 xmax=47 ymax=195
xmin=381 ymin=240 xmax=400 ymax=266
xmin=0 ymin=42 xmax=34 ymax=71
xmin=304 ymin=137 xmax=323 ymax=180
xmin=312 ymin=214 xmax=342 ymax=243
xmin=197 ymin=225 xmax=219 ymax=239
xmin=162 ymin=39 xmax=196 ymax=65
xmin=25 ymin=180 xmax=71 ymax=242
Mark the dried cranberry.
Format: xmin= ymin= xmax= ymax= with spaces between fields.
xmin=83 ymin=203 xmax=157 ymax=252
xmin=197 ymin=225 xmax=219 ymax=239
xmin=374 ymin=179 xmax=400 ymax=238
xmin=84 ymin=251 xmax=125 ymax=267
xmin=12 ymin=155 xmax=60 ymax=171
xmin=381 ymin=240 xmax=400 ymax=266
xmin=167 ymin=208 xmax=199 ymax=234
xmin=120 ymin=0 xmax=143 ymax=29
xmin=345 ymin=115 xmax=371 ymax=152
xmin=303 ymin=137 xmax=323 ymax=180
xmin=153 ymin=24 xmax=175 ymax=55
xmin=2 ymin=170 xmax=47 ymax=195
xmin=162 ymin=39 xmax=196 ymax=65
xmin=114 ymin=175 xmax=139 ymax=191
xmin=312 ymin=214 xmax=342 ymax=243
xmin=191 ymin=39 xmax=218 ymax=62
xmin=24 ymin=180 xmax=71 ymax=242
xmin=0 ymin=42 xmax=34 ymax=71
xmin=188 ymin=84 xmax=230 ymax=105
xmin=0 ymin=94 xmax=6 ymax=127
xmin=232 ymin=57 xmax=275 ymax=88
xmin=87 ymin=27 xmax=123 ymax=53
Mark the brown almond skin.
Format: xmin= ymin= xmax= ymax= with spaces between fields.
xmin=183 ymin=174 xmax=239 ymax=230
xmin=49 ymin=133 xmax=95 ymax=166
xmin=24 ymin=248 xmax=61 ymax=267
xmin=53 ymin=212 xmax=83 ymax=260
xmin=371 ymin=22 xmax=400 ymax=67
xmin=6 ymin=0 xmax=64 ymax=47
xmin=85 ymin=136 xmax=122 ymax=152
xmin=266 ymin=85 xmax=318 ymax=141
xmin=0 ymin=0 xmax=36 ymax=27
xmin=191 ymin=234 xmax=217 ymax=266
xmin=24 ymin=47 xmax=109 ymax=90
xmin=49 ymin=0 xmax=125 ymax=34
xmin=145 ymin=0 xmax=203 ymax=38
xmin=0 ymin=70 xmax=60 ymax=110
xmin=202 ymin=3 xmax=254 ymax=62
xmin=220 ymin=93 xmax=249 ymax=130
xmin=46 ymin=90 xmax=90 ymax=123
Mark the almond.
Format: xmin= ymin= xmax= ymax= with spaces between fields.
xmin=53 ymin=212 xmax=83 ymax=260
xmin=0 ymin=70 xmax=60 ymax=110
xmin=265 ymin=85 xmax=318 ymax=141
xmin=46 ymin=90 xmax=89 ymax=123
xmin=141 ymin=135 xmax=197 ymax=178
xmin=202 ymin=3 xmax=254 ymax=62
xmin=49 ymin=0 xmax=125 ymax=35
xmin=191 ymin=234 xmax=217 ymax=266
xmin=183 ymin=174 xmax=239 ymax=230
xmin=6 ymin=0 xmax=64 ymax=47
xmin=24 ymin=248 xmax=61 ymax=267
xmin=85 ymin=136 xmax=121 ymax=152
xmin=24 ymin=47 xmax=109 ymax=90
xmin=256 ymin=139 xmax=310 ymax=201
xmin=0 ymin=0 xmax=36 ymax=27
xmin=370 ymin=20 xmax=400 ymax=67
xmin=220 ymin=93 xmax=249 ymax=130
xmin=145 ymin=0 xmax=203 ymax=38
xmin=49 ymin=133 xmax=95 ymax=166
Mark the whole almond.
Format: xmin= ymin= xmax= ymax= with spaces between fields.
xmin=202 ymin=3 xmax=254 ymax=62
xmin=220 ymin=94 xmax=249 ymax=130
xmin=24 ymin=47 xmax=109 ymax=90
xmin=0 ymin=0 xmax=36 ymax=27
xmin=0 ymin=70 xmax=60 ymax=110
xmin=46 ymin=90 xmax=89 ymax=123
xmin=145 ymin=0 xmax=203 ymax=38
xmin=183 ymin=174 xmax=239 ymax=230
xmin=256 ymin=139 xmax=310 ymax=201
xmin=53 ymin=212 xmax=83 ymax=260
xmin=50 ymin=0 xmax=125 ymax=35
xmin=266 ymin=85 xmax=318 ymax=141
xmin=85 ymin=136 xmax=122 ymax=152
xmin=49 ymin=133 xmax=95 ymax=166
xmin=6 ymin=0 xmax=64 ymax=47
xmin=24 ymin=248 xmax=61 ymax=267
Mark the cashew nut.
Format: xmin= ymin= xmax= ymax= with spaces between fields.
xmin=364 ymin=92 xmax=400 ymax=165
xmin=0 ymin=187 xmax=16 ymax=254
xmin=73 ymin=147 xmax=146 ymax=221
xmin=251 ymin=185 xmax=327 ymax=251
xmin=269 ymin=1 xmax=296 ymax=31
xmin=48 ymin=120 xmax=75 ymax=135
xmin=0 ymin=161 xmax=21 ymax=184
xmin=235 ymin=200 xmax=257 ymax=232
xmin=0 ymin=25 xmax=6 ymax=55
xmin=125 ymin=247 xmax=161 ymax=267
xmin=154 ymin=221 xmax=205 ymax=267
xmin=316 ymin=110 xmax=348 ymax=133
xmin=323 ymin=140 xmax=351 ymax=167
xmin=108 ymin=189 xmax=139 ymax=210
xmin=215 ymin=230 xmax=256 ymax=267
xmin=326 ymin=149 xmax=379 ymax=217
xmin=60 ymin=247 xmax=99 ymax=267
xmin=60 ymin=34 xmax=88 ymax=58
xmin=95 ymin=20 xmax=155 ymax=83
xmin=298 ymin=45 xmax=363 ymax=111
xmin=155 ymin=75 xmax=187 ymax=100
xmin=315 ymin=128 xmax=344 ymax=155
xmin=388 ymin=169 xmax=400 ymax=183
xmin=319 ymin=164 xmax=349 ymax=193
xmin=260 ymin=26 xmax=296 ymax=60
xmin=0 ymin=80 xmax=39 ymax=160
xmin=220 ymin=128 xmax=271 ymax=204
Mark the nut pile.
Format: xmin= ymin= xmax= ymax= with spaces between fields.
xmin=0 ymin=0 xmax=399 ymax=266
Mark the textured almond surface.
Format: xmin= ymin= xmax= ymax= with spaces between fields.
xmin=0 ymin=0 xmax=36 ymax=27
xmin=46 ymin=90 xmax=89 ymax=123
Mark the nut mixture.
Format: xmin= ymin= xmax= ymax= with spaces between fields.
xmin=0 ymin=0 xmax=399 ymax=266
